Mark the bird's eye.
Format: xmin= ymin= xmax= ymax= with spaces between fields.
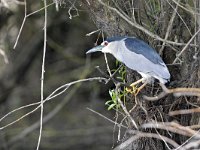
xmin=103 ymin=41 xmax=108 ymax=46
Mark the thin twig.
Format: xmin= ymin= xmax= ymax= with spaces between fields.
xmin=0 ymin=102 xmax=40 ymax=123
xmin=87 ymin=108 xmax=127 ymax=129
xmin=13 ymin=0 xmax=27 ymax=49
xmin=181 ymin=139 xmax=200 ymax=150
xmin=178 ymin=126 xmax=200 ymax=150
xmin=170 ymin=0 xmax=200 ymax=16
xmin=27 ymin=2 xmax=54 ymax=17
xmin=0 ymin=77 xmax=106 ymax=130
xmin=169 ymin=108 xmax=200 ymax=116
xmin=105 ymin=64 xmax=123 ymax=84
xmin=143 ymin=83 xmax=200 ymax=101
xmin=36 ymin=0 xmax=47 ymax=149
xmin=104 ymin=53 xmax=112 ymax=76
xmin=97 ymin=0 xmax=197 ymax=47
xmin=95 ymin=65 xmax=130 ymax=87
xmin=8 ymin=84 xmax=80 ymax=145
xmin=115 ymin=85 xmax=138 ymax=129
xmin=167 ymin=0 xmax=192 ymax=36
xmin=114 ymin=130 xmax=180 ymax=150
xmin=0 ymin=48 xmax=9 ymax=64
xmin=13 ymin=1 xmax=55 ymax=49
xmin=173 ymin=27 xmax=200 ymax=64
xmin=86 ymin=29 xmax=101 ymax=36
xmin=142 ymin=122 xmax=200 ymax=138
xmin=143 ymin=91 xmax=168 ymax=101
xmin=159 ymin=0 xmax=180 ymax=55
xmin=68 ymin=0 xmax=79 ymax=19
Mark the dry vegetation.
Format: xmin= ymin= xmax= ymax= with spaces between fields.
xmin=0 ymin=0 xmax=200 ymax=150
xmin=84 ymin=0 xmax=200 ymax=149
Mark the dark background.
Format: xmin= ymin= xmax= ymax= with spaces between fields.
xmin=0 ymin=1 xmax=116 ymax=150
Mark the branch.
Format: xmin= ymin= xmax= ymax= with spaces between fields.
xmin=169 ymin=108 xmax=200 ymax=116
xmin=0 ymin=48 xmax=9 ymax=64
xmin=181 ymin=139 xmax=200 ymax=150
xmin=141 ymin=122 xmax=200 ymax=138
xmin=97 ymin=0 xmax=197 ymax=47
xmin=170 ymin=0 xmax=200 ymax=16
xmin=0 ymin=77 xmax=107 ymax=130
xmin=36 ymin=0 xmax=47 ymax=148
xmin=115 ymin=85 xmax=138 ymax=129
xmin=8 ymin=84 xmax=80 ymax=145
xmin=159 ymin=0 xmax=180 ymax=55
xmin=143 ymin=83 xmax=200 ymax=101
xmin=114 ymin=130 xmax=180 ymax=150
xmin=13 ymin=1 xmax=55 ymax=49
xmin=87 ymin=108 xmax=127 ymax=129
xmin=173 ymin=27 xmax=200 ymax=64
xmin=13 ymin=0 xmax=27 ymax=49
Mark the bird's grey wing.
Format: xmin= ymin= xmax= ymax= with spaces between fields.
xmin=124 ymin=37 xmax=165 ymax=66
xmin=117 ymin=43 xmax=170 ymax=81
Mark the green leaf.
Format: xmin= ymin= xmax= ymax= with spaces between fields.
xmin=108 ymin=104 xmax=116 ymax=110
xmin=105 ymin=100 xmax=112 ymax=105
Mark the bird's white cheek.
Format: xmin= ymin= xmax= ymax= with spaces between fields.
xmin=101 ymin=47 xmax=110 ymax=53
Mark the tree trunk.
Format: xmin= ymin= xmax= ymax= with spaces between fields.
xmin=83 ymin=0 xmax=200 ymax=149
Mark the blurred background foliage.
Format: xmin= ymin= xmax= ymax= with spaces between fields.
xmin=0 ymin=1 xmax=117 ymax=149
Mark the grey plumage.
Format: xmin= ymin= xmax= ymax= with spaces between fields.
xmin=124 ymin=37 xmax=164 ymax=65
xmin=86 ymin=36 xmax=170 ymax=84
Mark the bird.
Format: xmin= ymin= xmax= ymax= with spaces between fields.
xmin=86 ymin=36 xmax=170 ymax=94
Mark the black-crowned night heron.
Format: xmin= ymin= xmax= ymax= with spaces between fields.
xmin=86 ymin=36 xmax=170 ymax=94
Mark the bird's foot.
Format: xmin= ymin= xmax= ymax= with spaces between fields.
xmin=126 ymin=84 xmax=138 ymax=95
xmin=126 ymin=81 xmax=148 ymax=96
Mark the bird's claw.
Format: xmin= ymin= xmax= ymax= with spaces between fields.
xmin=126 ymin=79 xmax=148 ymax=95
xmin=126 ymin=85 xmax=138 ymax=95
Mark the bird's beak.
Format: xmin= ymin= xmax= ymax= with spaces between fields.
xmin=86 ymin=45 xmax=104 ymax=54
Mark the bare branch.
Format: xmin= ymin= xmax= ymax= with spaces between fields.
xmin=0 ymin=48 xmax=9 ymax=64
xmin=97 ymin=0 xmax=197 ymax=47
xmin=87 ymin=108 xmax=128 ymax=129
xmin=170 ymin=0 xmax=200 ymax=16
xmin=13 ymin=1 xmax=55 ymax=49
xmin=36 ymin=0 xmax=47 ymax=149
xmin=142 ymin=122 xmax=200 ymax=138
xmin=143 ymin=83 xmax=200 ymax=101
xmin=114 ymin=130 xmax=180 ymax=150
xmin=159 ymin=0 xmax=180 ymax=55
xmin=8 ymin=84 xmax=80 ymax=145
xmin=0 ymin=77 xmax=107 ymax=130
xmin=13 ymin=0 xmax=27 ymax=49
xmin=115 ymin=85 xmax=138 ymax=129
xmin=169 ymin=108 xmax=200 ymax=116
xmin=173 ymin=27 xmax=200 ymax=64
xmin=181 ymin=140 xmax=200 ymax=150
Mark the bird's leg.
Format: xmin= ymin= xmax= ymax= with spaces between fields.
xmin=134 ymin=80 xmax=148 ymax=95
xmin=126 ymin=78 xmax=146 ymax=94
xmin=130 ymin=78 xmax=146 ymax=87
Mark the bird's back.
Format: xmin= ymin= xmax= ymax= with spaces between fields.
xmin=107 ymin=37 xmax=170 ymax=83
xmin=124 ymin=37 xmax=164 ymax=65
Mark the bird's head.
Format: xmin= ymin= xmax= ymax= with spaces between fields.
xmin=86 ymin=40 xmax=110 ymax=54
xmin=86 ymin=36 xmax=126 ymax=54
